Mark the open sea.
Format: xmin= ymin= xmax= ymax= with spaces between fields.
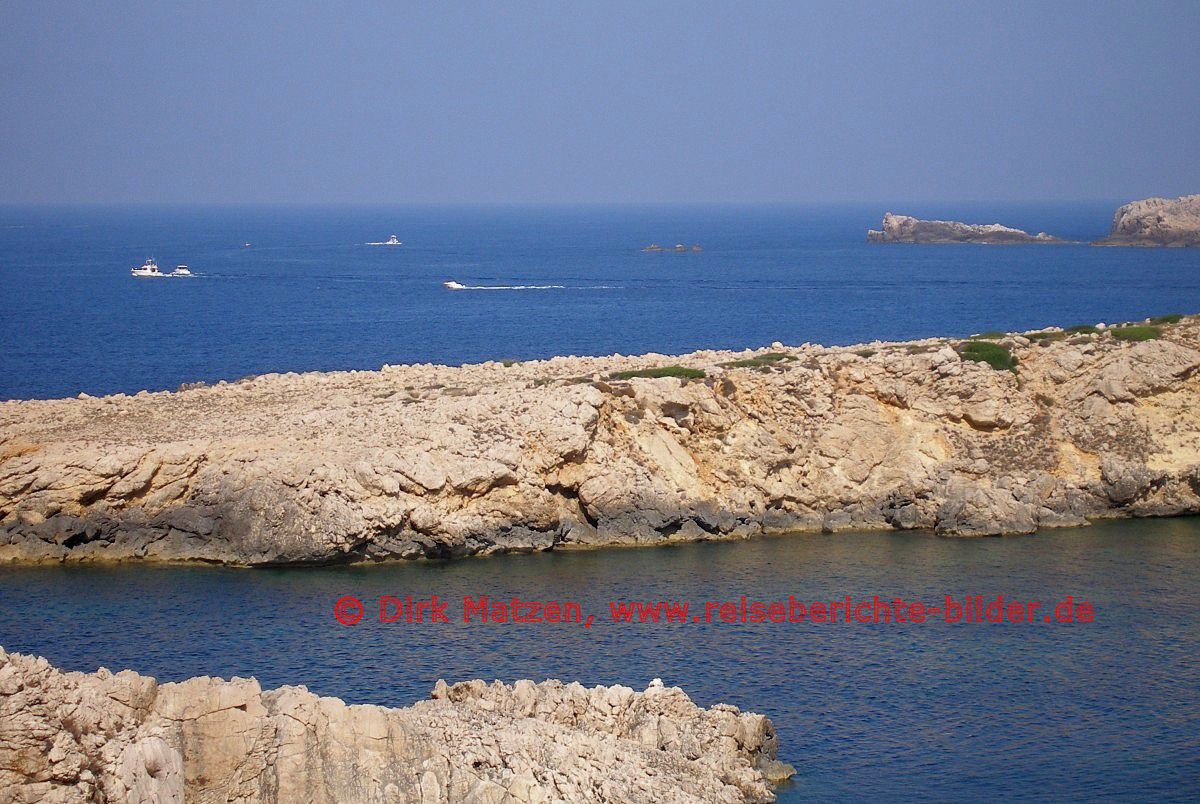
xmin=2 ymin=202 xmax=1199 ymax=400
xmin=1 ymin=204 xmax=1199 ymax=800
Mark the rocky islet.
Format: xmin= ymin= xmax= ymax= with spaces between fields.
xmin=868 ymin=194 xmax=1200 ymax=246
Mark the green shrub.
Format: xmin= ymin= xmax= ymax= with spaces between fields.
xmin=1150 ymin=314 xmax=1183 ymax=325
xmin=969 ymin=331 xmax=1006 ymax=340
xmin=609 ymin=366 xmax=706 ymax=381
xmin=958 ymin=341 xmax=1018 ymax=372
xmin=1035 ymin=393 xmax=1056 ymax=407
xmin=854 ymin=349 xmax=877 ymax=358
xmin=1065 ymin=324 xmax=1099 ymax=335
xmin=1110 ymin=326 xmax=1160 ymax=342
xmin=720 ymin=352 xmax=795 ymax=369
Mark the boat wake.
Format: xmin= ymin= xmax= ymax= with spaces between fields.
xmin=444 ymin=280 xmax=566 ymax=290
xmin=443 ymin=280 xmax=618 ymax=291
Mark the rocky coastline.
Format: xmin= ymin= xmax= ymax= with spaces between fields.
xmin=3 ymin=316 xmax=1200 ymax=565
xmin=1092 ymin=194 xmax=1200 ymax=247
xmin=0 ymin=647 xmax=789 ymax=803
xmin=866 ymin=212 xmax=1064 ymax=244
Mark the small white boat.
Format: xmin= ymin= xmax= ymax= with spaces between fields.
xmin=443 ymin=280 xmax=467 ymax=290
xmin=131 ymin=258 xmax=164 ymax=278
xmin=367 ymin=234 xmax=403 ymax=246
xmin=171 ymin=265 xmax=193 ymax=277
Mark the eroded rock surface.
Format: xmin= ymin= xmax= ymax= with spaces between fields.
xmin=0 ymin=647 xmax=785 ymax=803
xmin=867 ymin=212 xmax=1064 ymax=244
xmin=1093 ymin=194 xmax=1200 ymax=247
xmin=3 ymin=318 xmax=1200 ymax=563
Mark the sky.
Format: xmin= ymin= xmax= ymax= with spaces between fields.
xmin=2 ymin=1 xmax=1198 ymax=205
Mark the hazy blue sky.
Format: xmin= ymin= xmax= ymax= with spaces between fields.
xmin=2 ymin=1 xmax=1198 ymax=204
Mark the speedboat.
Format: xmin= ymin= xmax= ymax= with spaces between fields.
xmin=368 ymin=234 xmax=403 ymax=246
xmin=131 ymin=258 xmax=164 ymax=277
xmin=443 ymin=280 xmax=467 ymax=290
xmin=171 ymin=265 xmax=193 ymax=277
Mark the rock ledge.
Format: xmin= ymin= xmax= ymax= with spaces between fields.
xmin=3 ymin=317 xmax=1200 ymax=563
xmin=0 ymin=647 xmax=788 ymax=803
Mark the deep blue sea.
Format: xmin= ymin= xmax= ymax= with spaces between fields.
xmin=1 ymin=521 xmax=1197 ymax=801
xmin=2 ymin=202 xmax=1198 ymax=400
xmin=2 ymin=204 xmax=1199 ymax=800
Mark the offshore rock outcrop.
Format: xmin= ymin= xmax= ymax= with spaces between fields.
xmin=0 ymin=647 xmax=787 ymax=803
xmin=3 ymin=317 xmax=1200 ymax=564
xmin=867 ymin=212 xmax=1064 ymax=244
xmin=1093 ymin=194 xmax=1200 ymax=247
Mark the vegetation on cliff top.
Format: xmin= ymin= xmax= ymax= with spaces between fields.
xmin=609 ymin=366 xmax=706 ymax=381
xmin=1110 ymin=325 xmax=1161 ymax=342
xmin=957 ymin=340 xmax=1018 ymax=372
xmin=720 ymin=352 xmax=796 ymax=370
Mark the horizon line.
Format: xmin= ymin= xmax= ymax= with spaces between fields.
xmin=0 ymin=198 xmax=1145 ymax=209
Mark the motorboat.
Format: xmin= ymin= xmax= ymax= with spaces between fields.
xmin=131 ymin=258 xmax=164 ymax=277
xmin=171 ymin=265 xmax=193 ymax=277
xmin=443 ymin=280 xmax=467 ymax=290
xmin=642 ymin=243 xmax=701 ymax=252
xmin=368 ymin=234 xmax=403 ymax=246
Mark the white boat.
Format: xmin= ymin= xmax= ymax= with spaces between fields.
xmin=443 ymin=280 xmax=467 ymax=290
xmin=171 ymin=265 xmax=193 ymax=277
xmin=131 ymin=258 xmax=164 ymax=278
xmin=367 ymin=234 xmax=403 ymax=246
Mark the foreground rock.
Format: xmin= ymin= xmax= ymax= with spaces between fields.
xmin=0 ymin=647 xmax=787 ymax=803
xmin=867 ymin=212 xmax=1064 ymax=244
xmin=1093 ymin=194 xmax=1200 ymax=247
xmin=3 ymin=317 xmax=1200 ymax=563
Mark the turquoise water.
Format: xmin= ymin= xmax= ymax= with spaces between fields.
xmin=2 ymin=519 xmax=1197 ymax=801
xmin=2 ymin=202 xmax=1199 ymax=400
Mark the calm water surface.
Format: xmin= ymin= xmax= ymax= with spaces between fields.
xmin=2 ymin=204 xmax=1199 ymax=799
xmin=2 ymin=202 xmax=1199 ymax=399
xmin=2 ymin=519 xmax=1197 ymax=801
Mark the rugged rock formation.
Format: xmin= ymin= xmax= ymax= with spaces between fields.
xmin=1093 ymin=194 xmax=1200 ymax=247
xmin=3 ymin=317 xmax=1200 ymax=563
xmin=867 ymin=212 xmax=1064 ymax=244
xmin=0 ymin=647 xmax=787 ymax=803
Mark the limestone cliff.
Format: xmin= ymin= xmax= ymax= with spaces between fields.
xmin=3 ymin=317 xmax=1200 ymax=564
xmin=1093 ymin=194 xmax=1200 ymax=247
xmin=0 ymin=647 xmax=786 ymax=803
xmin=867 ymin=212 xmax=1064 ymax=244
